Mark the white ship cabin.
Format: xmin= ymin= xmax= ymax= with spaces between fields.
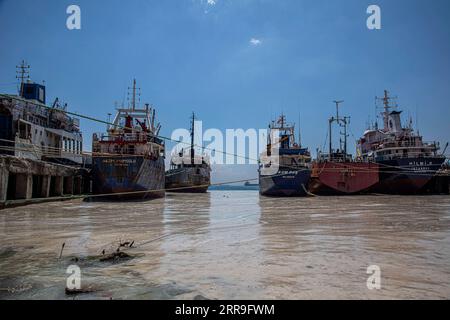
xmin=260 ymin=115 xmax=311 ymax=169
xmin=358 ymin=91 xmax=440 ymax=161
xmin=169 ymin=149 xmax=210 ymax=169
xmin=0 ymin=82 xmax=84 ymax=165
xmin=92 ymin=104 xmax=164 ymax=159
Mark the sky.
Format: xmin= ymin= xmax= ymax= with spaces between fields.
xmin=1 ymin=0 xmax=449 ymax=182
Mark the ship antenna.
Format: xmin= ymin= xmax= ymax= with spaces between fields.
xmin=280 ymin=113 xmax=284 ymax=128
xmin=298 ymin=111 xmax=302 ymax=147
xmin=416 ymin=105 xmax=419 ymax=135
xmin=16 ymin=60 xmax=30 ymax=96
xmin=333 ymin=100 xmax=344 ymax=121
xmin=383 ymin=90 xmax=390 ymax=113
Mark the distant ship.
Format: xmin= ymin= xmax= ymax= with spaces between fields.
xmin=309 ymin=101 xmax=379 ymax=195
xmin=244 ymin=181 xmax=259 ymax=187
xmin=91 ymin=79 xmax=165 ymax=200
xmin=259 ymin=114 xmax=311 ymax=197
xmin=357 ymin=90 xmax=446 ymax=194
xmin=165 ymin=113 xmax=211 ymax=193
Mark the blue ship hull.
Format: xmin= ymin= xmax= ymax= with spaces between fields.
xmin=259 ymin=169 xmax=311 ymax=197
xmin=91 ymin=156 xmax=165 ymax=200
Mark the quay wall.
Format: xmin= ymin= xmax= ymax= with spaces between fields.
xmin=0 ymin=155 xmax=90 ymax=209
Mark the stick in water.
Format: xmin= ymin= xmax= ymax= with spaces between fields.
xmin=59 ymin=242 xmax=65 ymax=259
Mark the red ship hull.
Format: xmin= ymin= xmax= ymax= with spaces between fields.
xmin=309 ymin=162 xmax=379 ymax=195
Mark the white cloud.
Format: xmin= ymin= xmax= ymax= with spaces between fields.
xmin=201 ymin=0 xmax=217 ymax=14
xmin=250 ymin=38 xmax=262 ymax=46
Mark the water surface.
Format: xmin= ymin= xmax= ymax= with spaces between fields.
xmin=0 ymin=191 xmax=449 ymax=299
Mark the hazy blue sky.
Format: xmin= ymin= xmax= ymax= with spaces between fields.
xmin=1 ymin=0 xmax=449 ymax=181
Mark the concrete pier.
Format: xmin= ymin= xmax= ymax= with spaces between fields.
xmin=41 ymin=175 xmax=51 ymax=198
xmin=0 ymin=155 xmax=90 ymax=209
xmin=0 ymin=166 xmax=8 ymax=203
xmin=15 ymin=173 xmax=32 ymax=200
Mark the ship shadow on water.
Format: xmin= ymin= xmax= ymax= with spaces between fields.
xmin=83 ymin=194 xmax=165 ymax=203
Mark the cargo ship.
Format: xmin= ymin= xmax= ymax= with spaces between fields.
xmin=244 ymin=181 xmax=259 ymax=187
xmin=165 ymin=113 xmax=211 ymax=193
xmin=91 ymin=79 xmax=165 ymax=200
xmin=309 ymin=101 xmax=379 ymax=195
xmin=259 ymin=114 xmax=311 ymax=197
xmin=357 ymin=90 xmax=446 ymax=194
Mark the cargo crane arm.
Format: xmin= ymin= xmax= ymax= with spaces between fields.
xmin=135 ymin=118 xmax=148 ymax=132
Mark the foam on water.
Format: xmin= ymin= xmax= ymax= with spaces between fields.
xmin=0 ymin=192 xmax=449 ymax=299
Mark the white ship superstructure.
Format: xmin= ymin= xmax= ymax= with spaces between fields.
xmin=0 ymin=61 xmax=83 ymax=165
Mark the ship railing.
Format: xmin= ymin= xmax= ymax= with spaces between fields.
xmin=93 ymin=132 xmax=150 ymax=143
xmin=16 ymin=99 xmax=49 ymax=118
xmin=317 ymin=152 xmax=353 ymax=162
xmin=375 ymin=153 xmax=444 ymax=161
xmin=377 ymin=140 xmax=439 ymax=149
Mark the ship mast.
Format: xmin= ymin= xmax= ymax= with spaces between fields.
xmin=280 ymin=113 xmax=285 ymax=129
xmin=16 ymin=60 xmax=30 ymax=96
xmin=382 ymin=90 xmax=390 ymax=112
xmin=334 ymin=100 xmax=343 ymax=122
xmin=131 ymin=79 xmax=137 ymax=111
xmin=329 ymin=100 xmax=349 ymax=157
xmin=377 ymin=89 xmax=396 ymax=131
xmin=190 ymin=112 xmax=195 ymax=164
xmin=298 ymin=112 xmax=302 ymax=148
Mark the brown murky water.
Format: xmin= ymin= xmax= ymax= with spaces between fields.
xmin=0 ymin=191 xmax=449 ymax=300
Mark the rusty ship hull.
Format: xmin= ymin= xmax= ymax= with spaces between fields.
xmin=92 ymin=155 xmax=165 ymax=200
xmin=165 ymin=166 xmax=210 ymax=193
xmin=309 ymin=162 xmax=379 ymax=195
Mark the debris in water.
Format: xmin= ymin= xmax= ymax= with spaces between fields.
xmin=0 ymin=248 xmax=16 ymax=259
xmin=99 ymin=251 xmax=133 ymax=263
xmin=65 ymin=286 xmax=94 ymax=295
xmin=119 ymin=239 xmax=135 ymax=248
xmin=59 ymin=242 xmax=65 ymax=259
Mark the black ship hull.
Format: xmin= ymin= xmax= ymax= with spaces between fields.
xmin=165 ymin=166 xmax=210 ymax=193
xmin=259 ymin=169 xmax=311 ymax=197
xmin=373 ymin=157 xmax=445 ymax=194
xmin=91 ymin=156 xmax=165 ymax=200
